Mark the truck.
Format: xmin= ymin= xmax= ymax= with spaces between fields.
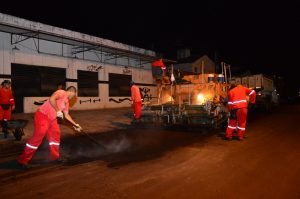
xmin=233 ymin=74 xmax=279 ymax=111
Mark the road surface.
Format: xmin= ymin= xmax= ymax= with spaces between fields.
xmin=0 ymin=104 xmax=300 ymax=199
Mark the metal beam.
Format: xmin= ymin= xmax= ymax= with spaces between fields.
xmin=11 ymin=32 xmax=39 ymax=45
xmin=71 ymin=45 xmax=99 ymax=54
xmin=5 ymin=24 xmax=160 ymax=68
xmin=104 ymin=52 xmax=130 ymax=61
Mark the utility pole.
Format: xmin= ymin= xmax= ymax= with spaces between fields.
xmin=214 ymin=51 xmax=218 ymax=73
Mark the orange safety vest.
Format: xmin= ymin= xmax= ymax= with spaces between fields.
xmin=0 ymin=88 xmax=15 ymax=105
xmin=227 ymin=85 xmax=256 ymax=111
xmin=131 ymin=85 xmax=142 ymax=103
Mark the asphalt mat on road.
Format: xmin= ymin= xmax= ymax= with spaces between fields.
xmin=1 ymin=105 xmax=300 ymax=199
xmin=0 ymin=125 xmax=222 ymax=181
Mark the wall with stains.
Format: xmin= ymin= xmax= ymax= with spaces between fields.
xmin=0 ymin=28 xmax=157 ymax=113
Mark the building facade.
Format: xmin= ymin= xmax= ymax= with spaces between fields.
xmin=0 ymin=13 xmax=158 ymax=113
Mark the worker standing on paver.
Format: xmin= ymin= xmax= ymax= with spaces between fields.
xmin=129 ymin=81 xmax=142 ymax=123
xmin=0 ymin=80 xmax=15 ymax=138
xmin=225 ymin=79 xmax=256 ymax=141
xmin=18 ymin=86 xmax=82 ymax=168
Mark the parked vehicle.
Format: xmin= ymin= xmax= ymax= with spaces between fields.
xmin=233 ymin=74 xmax=279 ymax=111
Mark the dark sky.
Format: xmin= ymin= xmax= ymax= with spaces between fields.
xmin=1 ymin=0 xmax=300 ymax=94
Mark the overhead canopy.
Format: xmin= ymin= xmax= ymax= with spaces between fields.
xmin=0 ymin=13 xmax=159 ymax=66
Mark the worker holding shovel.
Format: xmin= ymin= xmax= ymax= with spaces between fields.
xmin=18 ymin=86 xmax=82 ymax=168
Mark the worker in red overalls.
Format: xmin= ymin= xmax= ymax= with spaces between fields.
xmin=18 ymin=86 xmax=82 ymax=168
xmin=0 ymin=80 xmax=15 ymax=138
xmin=225 ymin=79 xmax=256 ymax=141
xmin=130 ymin=81 xmax=142 ymax=123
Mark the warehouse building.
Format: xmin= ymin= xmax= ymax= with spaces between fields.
xmin=0 ymin=13 xmax=158 ymax=113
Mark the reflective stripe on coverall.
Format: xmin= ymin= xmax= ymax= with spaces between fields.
xmin=18 ymin=90 xmax=68 ymax=165
xmin=18 ymin=111 xmax=61 ymax=165
xmin=225 ymin=85 xmax=256 ymax=139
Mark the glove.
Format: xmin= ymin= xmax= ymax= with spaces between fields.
xmin=73 ymin=124 xmax=83 ymax=132
xmin=56 ymin=111 xmax=64 ymax=119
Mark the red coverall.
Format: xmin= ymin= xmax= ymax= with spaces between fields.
xmin=0 ymin=87 xmax=15 ymax=120
xmin=131 ymin=85 xmax=142 ymax=120
xmin=18 ymin=90 xmax=69 ymax=165
xmin=225 ymin=85 xmax=256 ymax=140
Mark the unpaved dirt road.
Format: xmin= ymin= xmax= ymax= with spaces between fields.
xmin=0 ymin=105 xmax=300 ymax=199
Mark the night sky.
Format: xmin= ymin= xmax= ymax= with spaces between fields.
xmin=1 ymin=1 xmax=299 ymax=96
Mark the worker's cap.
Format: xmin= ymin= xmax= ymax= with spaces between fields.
xmin=129 ymin=81 xmax=135 ymax=86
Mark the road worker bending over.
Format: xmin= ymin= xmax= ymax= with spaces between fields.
xmin=18 ymin=86 xmax=82 ymax=168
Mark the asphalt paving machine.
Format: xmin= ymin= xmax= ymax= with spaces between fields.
xmin=140 ymin=61 xmax=229 ymax=129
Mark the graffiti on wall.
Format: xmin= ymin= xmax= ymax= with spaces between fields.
xmin=123 ymin=67 xmax=132 ymax=74
xmin=80 ymin=98 xmax=101 ymax=104
xmin=34 ymin=99 xmax=47 ymax=106
xmin=109 ymin=98 xmax=131 ymax=103
xmin=32 ymin=89 xmax=152 ymax=107
xmin=140 ymin=87 xmax=152 ymax=101
xmin=80 ymin=99 xmax=91 ymax=104
xmin=33 ymin=98 xmax=101 ymax=106
xmin=87 ymin=64 xmax=103 ymax=72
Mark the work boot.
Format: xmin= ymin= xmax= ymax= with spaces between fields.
xmin=54 ymin=156 xmax=68 ymax=163
xmin=17 ymin=162 xmax=32 ymax=170
xmin=222 ymin=136 xmax=232 ymax=141
xmin=131 ymin=118 xmax=136 ymax=125
xmin=2 ymin=121 xmax=9 ymax=139
xmin=131 ymin=118 xmax=141 ymax=125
